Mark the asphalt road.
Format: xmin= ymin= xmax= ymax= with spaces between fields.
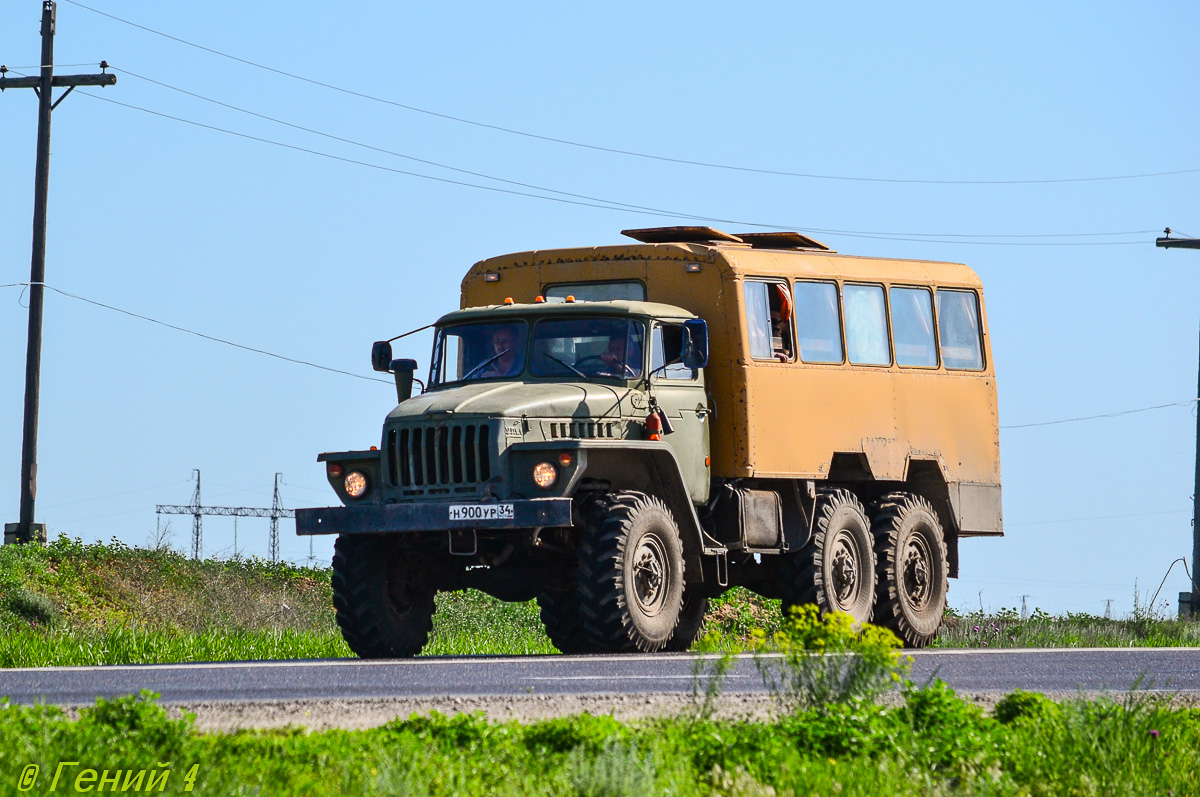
xmin=1 ymin=648 xmax=1197 ymax=706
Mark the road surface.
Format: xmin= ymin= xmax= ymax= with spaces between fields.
xmin=1 ymin=648 xmax=1196 ymax=705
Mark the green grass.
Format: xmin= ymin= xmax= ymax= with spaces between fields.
xmin=1 ymin=686 xmax=1196 ymax=795
xmin=2 ymin=538 xmax=1198 ymax=667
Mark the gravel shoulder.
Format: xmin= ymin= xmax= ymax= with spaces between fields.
xmin=164 ymin=690 xmax=1200 ymax=732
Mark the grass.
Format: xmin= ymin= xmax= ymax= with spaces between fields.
xmin=1 ymin=537 xmax=1198 ymax=667
xmin=0 ymin=685 xmax=1196 ymax=795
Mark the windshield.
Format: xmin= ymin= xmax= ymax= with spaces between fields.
xmin=430 ymin=321 xmax=528 ymax=386
xmin=530 ymin=318 xmax=644 ymax=379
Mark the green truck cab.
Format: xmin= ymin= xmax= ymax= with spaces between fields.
xmin=297 ymin=299 xmax=716 ymax=655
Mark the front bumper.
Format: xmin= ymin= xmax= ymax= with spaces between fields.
xmin=295 ymin=497 xmax=573 ymax=536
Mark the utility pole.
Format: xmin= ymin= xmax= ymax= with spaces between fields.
xmin=1156 ymin=228 xmax=1200 ymax=617
xmin=2 ymin=2 xmax=116 ymax=545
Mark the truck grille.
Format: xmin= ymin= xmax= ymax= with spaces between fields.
xmin=388 ymin=423 xmax=491 ymax=489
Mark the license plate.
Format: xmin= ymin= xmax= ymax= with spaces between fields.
xmin=449 ymin=503 xmax=514 ymax=521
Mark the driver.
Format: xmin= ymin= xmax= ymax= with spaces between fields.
xmin=477 ymin=327 xmax=522 ymax=378
xmin=596 ymin=334 xmax=639 ymax=377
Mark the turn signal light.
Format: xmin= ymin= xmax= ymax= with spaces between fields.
xmin=557 ymin=452 xmax=573 ymax=467
xmin=328 ymin=463 xmax=343 ymax=479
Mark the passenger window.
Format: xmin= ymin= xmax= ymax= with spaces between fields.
xmin=794 ymin=281 xmax=843 ymax=363
xmin=936 ymin=289 xmax=984 ymax=370
xmin=651 ymin=325 xmax=696 ymax=380
xmin=843 ymin=284 xmax=891 ymax=366
xmin=889 ymin=287 xmax=937 ymax=367
xmin=743 ymin=281 xmax=794 ymax=361
xmin=544 ymin=281 xmax=645 ymax=303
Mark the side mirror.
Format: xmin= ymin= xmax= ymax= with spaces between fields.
xmin=390 ymin=358 xmax=418 ymax=403
xmin=371 ymin=341 xmax=393 ymax=373
xmin=682 ymin=319 xmax=709 ymax=369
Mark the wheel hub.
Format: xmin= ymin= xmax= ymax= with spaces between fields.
xmin=632 ymin=535 xmax=669 ymax=616
xmin=829 ymin=532 xmax=860 ymax=607
xmin=902 ymin=535 xmax=933 ymax=610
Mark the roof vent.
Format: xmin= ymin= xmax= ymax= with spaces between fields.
xmin=621 ymin=226 xmax=744 ymax=245
xmin=732 ymin=232 xmax=830 ymax=251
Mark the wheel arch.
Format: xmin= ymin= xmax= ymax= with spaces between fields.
xmin=542 ymin=441 xmax=709 ymax=581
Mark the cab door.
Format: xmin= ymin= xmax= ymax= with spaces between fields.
xmin=649 ymin=323 xmax=711 ymax=503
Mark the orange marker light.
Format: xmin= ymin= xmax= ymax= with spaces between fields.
xmin=504 ymin=297 xmax=515 ymax=304
xmin=535 ymin=295 xmax=546 ymax=303
xmin=566 ymin=295 xmax=576 ymax=303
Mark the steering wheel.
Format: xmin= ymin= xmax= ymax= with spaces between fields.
xmin=574 ymin=355 xmax=635 ymax=378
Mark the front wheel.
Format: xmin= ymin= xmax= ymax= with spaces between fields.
xmin=332 ymin=535 xmax=436 ymax=658
xmin=575 ymin=492 xmax=685 ymax=653
xmin=872 ymin=493 xmax=949 ymax=648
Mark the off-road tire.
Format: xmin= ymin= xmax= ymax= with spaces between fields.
xmin=536 ymin=588 xmax=594 ymax=654
xmin=777 ymin=488 xmax=876 ymax=626
xmin=332 ymin=534 xmax=436 ymax=658
xmin=575 ymin=491 xmax=685 ymax=653
xmin=662 ymin=589 xmax=709 ymax=652
xmin=871 ymin=492 xmax=949 ymax=648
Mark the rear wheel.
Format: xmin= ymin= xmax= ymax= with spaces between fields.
xmin=778 ymin=488 xmax=876 ymax=626
xmin=575 ymin=491 xmax=685 ymax=653
xmin=872 ymin=493 xmax=948 ymax=648
xmin=332 ymin=535 xmax=436 ymax=658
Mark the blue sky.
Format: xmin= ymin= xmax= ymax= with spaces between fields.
xmin=1 ymin=1 xmax=1197 ymax=616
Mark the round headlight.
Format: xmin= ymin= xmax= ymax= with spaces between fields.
xmin=344 ymin=470 xmax=369 ymax=498
xmin=532 ymin=461 xmax=558 ymax=489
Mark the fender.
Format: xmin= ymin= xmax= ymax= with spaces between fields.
xmin=508 ymin=440 xmax=716 ymax=581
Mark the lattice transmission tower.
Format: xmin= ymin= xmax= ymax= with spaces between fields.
xmin=157 ymin=470 xmax=294 ymax=561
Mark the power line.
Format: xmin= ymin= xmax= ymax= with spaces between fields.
xmin=3 ymin=283 xmax=1194 ymax=431
xmin=2 ymin=282 xmax=389 ymax=384
xmin=112 ymin=67 xmax=1160 ymax=244
xmin=62 ymin=0 xmax=1200 ymax=188
xmin=1001 ymin=399 xmax=1198 ymax=429
xmin=75 ymin=91 xmax=1153 ymax=248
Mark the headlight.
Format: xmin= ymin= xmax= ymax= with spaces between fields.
xmin=344 ymin=470 xmax=369 ymax=498
xmin=532 ymin=461 xmax=558 ymax=489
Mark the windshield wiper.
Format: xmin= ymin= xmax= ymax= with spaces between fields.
xmin=461 ymin=349 xmax=509 ymax=381
xmin=544 ymin=353 xmax=591 ymax=381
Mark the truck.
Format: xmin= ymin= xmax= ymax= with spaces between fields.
xmin=296 ymin=226 xmax=1001 ymax=654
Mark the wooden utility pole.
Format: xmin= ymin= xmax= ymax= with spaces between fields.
xmin=1 ymin=1 xmax=115 ymax=544
xmin=1156 ymin=228 xmax=1200 ymax=617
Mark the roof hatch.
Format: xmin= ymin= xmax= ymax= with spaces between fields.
xmin=621 ymin=226 xmax=831 ymax=251
xmin=732 ymin=231 xmax=830 ymax=251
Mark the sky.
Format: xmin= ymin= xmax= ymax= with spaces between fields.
xmin=1 ymin=1 xmax=1197 ymax=618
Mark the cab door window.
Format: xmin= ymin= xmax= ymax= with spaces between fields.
xmin=651 ymin=324 xmax=697 ymax=380
xmin=744 ymin=280 xmax=794 ymax=361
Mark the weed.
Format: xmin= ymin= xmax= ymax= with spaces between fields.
xmin=566 ymin=740 xmax=656 ymax=797
xmin=4 ymin=588 xmax=59 ymax=627
xmin=752 ymin=605 xmax=907 ymax=712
